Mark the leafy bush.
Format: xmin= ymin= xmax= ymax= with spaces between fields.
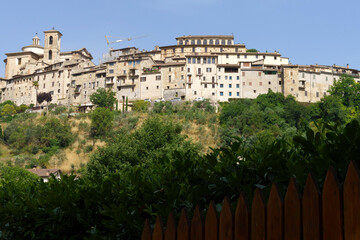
xmin=132 ymin=100 xmax=150 ymax=112
xmin=90 ymin=107 xmax=114 ymax=137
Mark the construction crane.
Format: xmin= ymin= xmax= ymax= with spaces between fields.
xmin=105 ymin=35 xmax=149 ymax=48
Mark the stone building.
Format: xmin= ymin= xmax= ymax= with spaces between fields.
xmin=1 ymin=31 xmax=359 ymax=108
xmin=1 ymin=29 xmax=94 ymax=106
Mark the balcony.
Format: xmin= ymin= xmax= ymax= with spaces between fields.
xmin=106 ymin=78 xmax=114 ymax=85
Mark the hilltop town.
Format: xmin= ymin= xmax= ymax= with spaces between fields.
xmin=1 ymin=29 xmax=359 ymax=110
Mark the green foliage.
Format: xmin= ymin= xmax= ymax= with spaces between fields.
xmin=329 ymin=75 xmax=360 ymax=107
xmin=1 ymin=104 xmax=16 ymax=116
xmin=90 ymin=107 xmax=114 ymax=137
xmin=90 ymin=88 xmax=116 ymax=109
xmin=132 ymin=100 xmax=150 ymax=112
xmin=16 ymin=104 xmax=28 ymax=113
xmin=246 ymin=48 xmax=258 ymax=52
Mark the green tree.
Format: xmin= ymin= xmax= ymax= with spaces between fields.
xmin=246 ymin=48 xmax=258 ymax=52
xmin=132 ymin=100 xmax=150 ymax=112
xmin=329 ymin=74 xmax=360 ymax=107
xmin=90 ymin=107 xmax=114 ymax=137
xmin=1 ymin=104 xmax=16 ymax=116
xmin=90 ymin=88 xmax=116 ymax=109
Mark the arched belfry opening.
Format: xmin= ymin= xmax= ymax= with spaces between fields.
xmin=48 ymin=50 xmax=52 ymax=60
xmin=49 ymin=36 xmax=53 ymax=45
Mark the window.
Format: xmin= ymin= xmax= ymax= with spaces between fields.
xmin=206 ymin=68 xmax=212 ymax=72
xmin=187 ymin=68 xmax=190 ymax=72
xmin=197 ymin=58 xmax=200 ymax=64
xmin=220 ymin=48 xmax=223 ymax=52
xmin=292 ymin=80 xmax=295 ymax=84
xmin=168 ymin=76 xmax=171 ymax=82
xmin=229 ymin=76 xmax=232 ymax=80
xmin=274 ymin=56 xmax=277 ymax=60
xmin=313 ymin=74 xmax=316 ymax=79
xmin=242 ymin=72 xmax=245 ymax=77
xmin=237 ymin=54 xmax=240 ymax=59
xmin=249 ymin=82 xmax=252 ymax=86
xmin=237 ymin=92 xmax=240 ymax=96
xmin=259 ymin=82 xmax=262 ymax=86
xmin=326 ymin=76 xmax=328 ymax=81
xmin=228 ymin=40 xmax=232 ymax=45
xmin=237 ymin=76 xmax=240 ymax=80
xmin=235 ymin=48 xmax=238 ymax=53
xmin=188 ymin=58 xmax=191 ymax=64
xmin=212 ymin=57 xmax=215 ymax=64
xmin=215 ymin=39 xmax=219 ymax=45
xmin=253 ymin=90 xmax=256 ymax=93
xmin=191 ymin=40 xmax=195 ymax=45
xmin=236 ymin=84 xmax=239 ymax=88
xmin=226 ymin=54 xmax=229 ymax=59
xmin=258 ymin=72 xmax=261 ymax=76
xmin=220 ymin=84 xmax=224 ymax=88
xmin=194 ymin=91 xmax=197 ymax=95
xmin=316 ymin=92 xmax=319 ymax=97
xmin=181 ymin=75 xmax=184 ymax=80
xmin=203 ymin=39 xmax=207 ymax=45
xmin=204 ymin=84 xmax=207 ymax=88
xmin=49 ymin=36 xmax=53 ymax=45
xmin=229 ymin=92 xmax=232 ymax=96
xmin=205 ymin=47 xmax=208 ymax=52
xmin=212 ymin=84 xmax=215 ymax=88
xmin=220 ymin=92 xmax=224 ymax=96
xmin=173 ymin=48 xmax=175 ymax=53
xmin=17 ymin=58 xmax=21 ymax=65
xmin=169 ymin=67 xmax=171 ymax=72
xmin=291 ymin=88 xmax=294 ymax=91
xmin=197 ymin=40 xmax=201 ymax=45
xmin=48 ymin=50 xmax=52 ymax=60
xmin=229 ymin=84 xmax=232 ymax=88
xmin=203 ymin=57 xmax=207 ymax=64
xmin=179 ymin=40 xmax=183 ymax=45
xmin=109 ymin=62 xmax=115 ymax=66
xmin=157 ymin=85 xmax=159 ymax=89
xmin=244 ymin=55 xmax=247 ymax=59
xmin=305 ymin=91 xmax=308 ymax=96
xmin=181 ymin=48 xmax=184 ymax=53
xmin=192 ymin=58 xmax=196 ymax=64
xmin=181 ymin=67 xmax=184 ymax=71
xmin=210 ymin=39 xmax=214 ymax=44
xmin=58 ymin=89 xmax=60 ymax=93
xmin=109 ymin=69 xmax=114 ymax=74
xmin=193 ymin=47 xmax=195 ymax=52
xmin=140 ymin=77 xmax=146 ymax=82
xmin=198 ymin=68 xmax=201 ymax=74
xmin=156 ymin=75 xmax=161 ymax=80
xmin=185 ymin=40 xmax=189 ymax=45
xmin=225 ymin=76 xmax=228 ymax=80
xmin=218 ymin=76 xmax=221 ymax=80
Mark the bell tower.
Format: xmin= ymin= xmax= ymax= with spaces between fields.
xmin=43 ymin=29 xmax=62 ymax=64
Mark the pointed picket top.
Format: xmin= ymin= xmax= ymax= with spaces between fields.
xmin=205 ymin=200 xmax=219 ymax=240
xmin=251 ymin=188 xmax=266 ymax=240
xmin=153 ymin=215 xmax=164 ymax=240
xmin=142 ymin=219 xmax=152 ymax=240
xmin=177 ymin=208 xmax=190 ymax=240
xmin=344 ymin=160 xmax=360 ymax=240
xmin=322 ymin=167 xmax=343 ymax=240
xmin=165 ymin=212 xmax=177 ymax=240
xmin=235 ymin=192 xmax=250 ymax=240
xmin=284 ymin=177 xmax=302 ymax=240
xmin=219 ymin=196 xmax=234 ymax=240
xmin=191 ymin=204 xmax=204 ymax=240
xmin=302 ymin=173 xmax=322 ymax=240
xmin=267 ymin=183 xmax=284 ymax=240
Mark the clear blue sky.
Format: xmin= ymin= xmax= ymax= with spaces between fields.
xmin=1 ymin=0 xmax=359 ymax=77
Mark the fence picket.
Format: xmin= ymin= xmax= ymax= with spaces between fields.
xmin=251 ymin=188 xmax=266 ymax=240
xmin=153 ymin=215 xmax=164 ymax=240
xmin=205 ymin=200 xmax=219 ymax=240
xmin=165 ymin=212 xmax=177 ymax=240
xmin=322 ymin=167 xmax=343 ymax=240
xmin=234 ymin=193 xmax=250 ymax=240
xmin=177 ymin=208 xmax=190 ymax=240
xmin=267 ymin=183 xmax=283 ymax=240
xmin=219 ymin=196 xmax=233 ymax=240
xmin=142 ymin=219 xmax=152 ymax=240
xmin=191 ymin=204 xmax=204 ymax=240
xmin=344 ymin=161 xmax=360 ymax=240
xmin=284 ymin=177 xmax=301 ymax=240
xmin=302 ymin=173 xmax=322 ymax=240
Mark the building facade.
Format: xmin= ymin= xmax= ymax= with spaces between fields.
xmin=1 ymin=31 xmax=359 ymax=108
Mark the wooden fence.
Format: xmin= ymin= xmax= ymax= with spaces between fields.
xmin=141 ymin=161 xmax=360 ymax=240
